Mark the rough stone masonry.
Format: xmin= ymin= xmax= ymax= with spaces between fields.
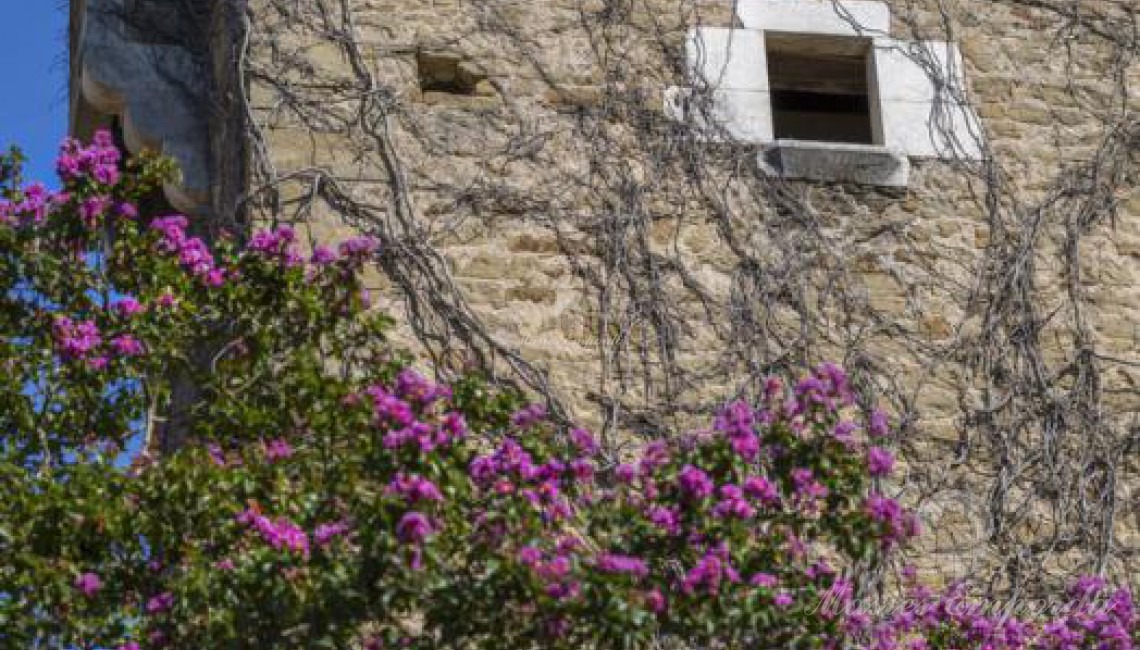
xmin=71 ymin=0 xmax=1140 ymax=593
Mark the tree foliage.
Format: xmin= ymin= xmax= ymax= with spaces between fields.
xmin=0 ymin=136 xmax=1134 ymax=649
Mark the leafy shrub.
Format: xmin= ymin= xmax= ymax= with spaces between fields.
xmin=0 ymin=135 xmax=1133 ymax=649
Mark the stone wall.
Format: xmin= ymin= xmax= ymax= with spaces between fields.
xmin=241 ymin=0 xmax=1139 ymax=589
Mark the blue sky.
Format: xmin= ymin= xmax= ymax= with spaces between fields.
xmin=0 ymin=1 xmax=69 ymax=183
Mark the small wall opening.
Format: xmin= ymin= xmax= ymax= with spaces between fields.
xmin=766 ymin=33 xmax=877 ymax=145
xmin=417 ymin=52 xmax=487 ymax=96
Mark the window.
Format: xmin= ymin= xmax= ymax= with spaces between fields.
xmin=668 ymin=0 xmax=986 ymax=178
xmin=765 ymin=33 xmax=877 ymax=145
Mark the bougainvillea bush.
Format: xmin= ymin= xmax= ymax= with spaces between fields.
xmin=0 ymin=136 xmax=1134 ymax=649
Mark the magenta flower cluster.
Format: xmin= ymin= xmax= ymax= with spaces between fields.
xmin=151 ymin=215 xmax=225 ymax=286
xmin=0 ymin=182 xmax=67 ymax=225
xmin=231 ymin=502 xmax=351 ymax=557
xmin=236 ymin=507 xmax=311 ymax=557
xmin=246 ymin=225 xmax=377 ymax=274
xmin=248 ymin=224 xmax=304 ymax=268
xmin=75 ymin=571 xmax=103 ymax=598
xmin=428 ymin=360 xmax=930 ymax=635
xmin=25 ymin=132 xmax=1133 ymax=649
xmin=366 ymin=371 xmax=466 ymax=453
xmin=52 ymin=316 xmax=102 ymax=361
xmin=56 ymin=130 xmax=121 ymax=187
xmin=262 ymin=438 xmax=294 ymax=462
xmin=845 ymin=578 xmax=1137 ymax=650
xmin=51 ymin=315 xmax=146 ymax=368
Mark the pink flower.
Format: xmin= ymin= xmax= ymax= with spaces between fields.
xmin=569 ymin=458 xmax=594 ymax=481
xmin=74 ymin=572 xmax=102 ymax=597
xmin=868 ymin=446 xmax=895 ymax=477
xmin=396 ymin=511 xmax=434 ymax=545
xmin=79 ymin=196 xmax=112 ymax=227
xmin=774 ymin=591 xmax=794 ymax=608
xmin=639 ymin=441 xmax=671 ymax=475
xmin=518 ymin=546 xmax=543 ymax=567
xmin=677 ymin=465 xmax=713 ymax=499
xmin=112 ymin=297 xmax=144 ymax=317
xmin=110 ymin=334 xmax=145 ymax=357
xmin=791 ymin=468 xmax=828 ymax=502
xmin=644 ymin=588 xmax=667 ymax=613
xmin=364 ymin=385 xmax=415 ymax=428
xmin=645 ymin=504 xmax=680 ymax=535
xmin=869 ymin=409 xmax=890 ymax=438
xmin=743 ymin=475 xmax=780 ymax=506
xmin=864 ymin=493 xmax=919 ymax=548
xmin=832 ymin=420 xmax=858 ymax=445
xmin=145 ymin=591 xmax=175 ymax=615
xmin=205 ymin=268 xmax=227 ymax=287
xmin=248 ymin=225 xmax=302 ymax=267
xmin=314 ymin=521 xmax=351 ymax=547
xmin=595 ymin=553 xmax=649 ymax=578
xmin=712 ymin=484 xmax=756 ymax=520
xmin=387 ymin=474 xmax=444 ymax=504
xmin=545 ymin=580 xmax=581 ymax=601
xmin=569 ymin=428 xmax=599 ymax=455
xmin=615 ymin=464 xmax=636 ymax=484
xmin=310 ymin=245 xmax=337 ymax=265
xmin=116 ymin=201 xmax=138 ymax=219
xmin=56 ymin=131 xmax=120 ymax=187
xmin=236 ymin=508 xmax=309 ymax=556
xmin=263 ymin=438 xmax=294 ymax=462
xmin=337 ymin=235 xmax=379 ymax=262
xmin=750 ymin=572 xmax=778 ymax=588
xmin=468 ymin=456 xmax=498 ymax=484
xmin=510 ymin=403 xmax=547 ymax=428
xmin=52 ymin=316 xmax=101 ymax=360
xmin=715 ymin=400 xmax=760 ymax=460
xmin=682 ymin=553 xmax=728 ymax=595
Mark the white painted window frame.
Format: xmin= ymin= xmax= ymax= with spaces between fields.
xmin=667 ymin=0 xmax=985 ymax=175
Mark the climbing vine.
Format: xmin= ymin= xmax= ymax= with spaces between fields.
xmin=100 ymin=0 xmax=1139 ymax=595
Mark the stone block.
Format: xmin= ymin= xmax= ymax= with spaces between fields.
xmin=686 ymin=27 xmax=768 ymax=91
xmin=419 ymin=91 xmax=502 ymax=109
xmin=737 ymin=0 xmax=891 ymax=36
xmin=541 ymin=85 xmax=605 ymax=109
xmin=879 ymin=98 xmax=985 ymax=159
xmin=666 ymin=87 xmax=775 ymax=143
xmin=873 ymin=39 xmax=966 ymax=103
xmin=758 ymin=140 xmax=910 ymax=187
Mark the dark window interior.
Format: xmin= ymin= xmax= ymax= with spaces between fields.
xmin=417 ymin=53 xmax=485 ymax=96
xmin=766 ymin=34 xmax=876 ymax=144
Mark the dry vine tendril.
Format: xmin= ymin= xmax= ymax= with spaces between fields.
xmin=220 ymin=0 xmax=1140 ymax=597
xmin=0 ymin=116 xmax=1136 ymax=645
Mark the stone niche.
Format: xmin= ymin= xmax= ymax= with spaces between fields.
xmin=415 ymin=52 xmax=500 ymax=108
xmin=666 ymin=0 xmax=985 ymax=187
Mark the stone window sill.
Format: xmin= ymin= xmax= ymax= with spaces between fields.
xmin=758 ymin=140 xmax=910 ymax=187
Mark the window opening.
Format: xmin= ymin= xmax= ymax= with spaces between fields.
xmin=765 ymin=33 xmax=878 ymax=145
